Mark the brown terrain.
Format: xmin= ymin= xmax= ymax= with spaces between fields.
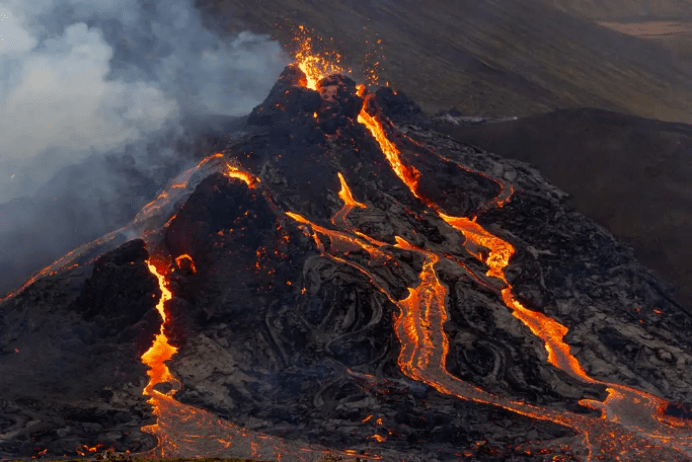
xmin=535 ymin=0 xmax=692 ymax=21
xmin=598 ymin=20 xmax=692 ymax=61
xmin=598 ymin=21 xmax=692 ymax=36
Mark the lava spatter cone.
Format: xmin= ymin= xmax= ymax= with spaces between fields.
xmin=1 ymin=64 xmax=691 ymax=461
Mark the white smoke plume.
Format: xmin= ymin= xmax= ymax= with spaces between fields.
xmin=0 ymin=0 xmax=288 ymax=200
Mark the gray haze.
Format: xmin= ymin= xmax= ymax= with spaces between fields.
xmin=0 ymin=0 xmax=288 ymax=200
xmin=0 ymin=0 xmax=289 ymax=297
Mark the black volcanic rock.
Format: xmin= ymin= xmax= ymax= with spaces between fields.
xmin=247 ymin=65 xmax=322 ymax=127
xmin=0 ymin=240 xmax=160 ymax=457
xmin=375 ymin=87 xmax=424 ymax=124
xmin=73 ymin=239 xmax=160 ymax=337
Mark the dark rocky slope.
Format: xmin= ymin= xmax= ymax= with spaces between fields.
xmin=1 ymin=68 xmax=691 ymax=460
xmin=0 ymin=240 xmax=159 ymax=456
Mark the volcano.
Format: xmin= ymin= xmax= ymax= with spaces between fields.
xmin=1 ymin=62 xmax=692 ymax=462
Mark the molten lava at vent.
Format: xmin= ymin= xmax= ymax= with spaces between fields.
xmin=293 ymin=25 xmax=345 ymax=90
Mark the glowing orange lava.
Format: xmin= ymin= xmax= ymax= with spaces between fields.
xmin=357 ymin=100 xmax=422 ymax=201
xmin=174 ymin=254 xmax=197 ymax=274
xmin=352 ymin=95 xmax=692 ymax=459
xmin=293 ymin=25 xmax=344 ymax=90
xmin=142 ymin=261 xmax=179 ymax=400
xmin=332 ymin=172 xmax=367 ymax=228
xmin=224 ymin=162 xmax=260 ymax=187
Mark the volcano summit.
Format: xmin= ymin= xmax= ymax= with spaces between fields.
xmin=1 ymin=64 xmax=692 ymax=461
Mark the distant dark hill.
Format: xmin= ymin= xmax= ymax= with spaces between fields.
xmin=432 ymin=108 xmax=692 ymax=310
xmin=200 ymin=0 xmax=692 ymax=123
xmin=536 ymin=0 xmax=692 ymax=21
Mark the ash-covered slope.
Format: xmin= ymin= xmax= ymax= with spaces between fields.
xmin=1 ymin=67 xmax=692 ymax=461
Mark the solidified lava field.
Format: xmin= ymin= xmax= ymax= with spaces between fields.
xmin=1 ymin=63 xmax=692 ymax=461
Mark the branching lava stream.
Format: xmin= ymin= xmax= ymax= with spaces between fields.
xmin=349 ymin=89 xmax=692 ymax=459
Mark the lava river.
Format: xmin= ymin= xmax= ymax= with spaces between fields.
xmin=345 ymin=87 xmax=692 ymax=459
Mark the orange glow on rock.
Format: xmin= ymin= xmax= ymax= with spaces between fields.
xmin=174 ymin=254 xmax=197 ymax=274
xmin=223 ymin=163 xmax=259 ymax=188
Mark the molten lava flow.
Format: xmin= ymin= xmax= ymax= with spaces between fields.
xmin=356 ymin=102 xmax=423 ymax=201
xmin=350 ymin=95 xmax=692 ymax=458
xmin=224 ymin=162 xmax=260 ymax=188
xmin=142 ymin=261 xmax=179 ymax=402
xmin=332 ymin=172 xmax=367 ymax=228
xmin=287 ymin=211 xmax=388 ymax=262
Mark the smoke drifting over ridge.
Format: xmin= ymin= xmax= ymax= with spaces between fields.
xmin=0 ymin=0 xmax=288 ymax=200
xmin=0 ymin=0 xmax=289 ymax=299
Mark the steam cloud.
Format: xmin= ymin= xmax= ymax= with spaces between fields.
xmin=0 ymin=0 xmax=288 ymax=200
